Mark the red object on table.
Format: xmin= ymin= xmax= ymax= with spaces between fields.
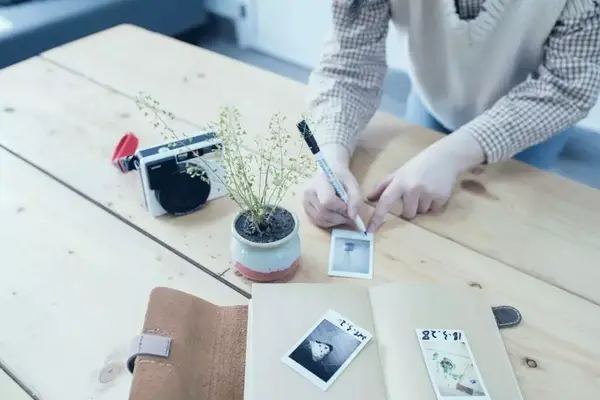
xmin=112 ymin=132 xmax=139 ymax=162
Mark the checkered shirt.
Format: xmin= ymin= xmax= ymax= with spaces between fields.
xmin=306 ymin=0 xmax=600 ymax=163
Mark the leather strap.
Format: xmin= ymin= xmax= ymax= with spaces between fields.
xmin=111 ymin=132 xmax=140 ymax=173
xmin=492 ymin=305 xmax=522 ymax=328
xmin=127 ymin=333 xmax=171 ymax=373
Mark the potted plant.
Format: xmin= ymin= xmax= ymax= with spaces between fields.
xmin=136 ymin=93 xmax=316 ymax=282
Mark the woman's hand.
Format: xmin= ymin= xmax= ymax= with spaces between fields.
xmin=302 ymin=144 xmax=363 ymax=228
xmin=366 ymin=130 xmax=485 ymax=232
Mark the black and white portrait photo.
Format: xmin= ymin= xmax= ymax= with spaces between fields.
xmin=328 ymin=229 xmax=374 ymax=279
xmin=282 ymin=310 xmax=372 ymax=391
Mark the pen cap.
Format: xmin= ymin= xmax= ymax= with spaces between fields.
xmin=296 ymin=120 xmax=320 ymax=155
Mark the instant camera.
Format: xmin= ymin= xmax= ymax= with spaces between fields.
xmin=114 ymin=132 xmax=227 ymax=217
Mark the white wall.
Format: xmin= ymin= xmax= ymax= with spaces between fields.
xmin=207 ymin=0 xmax=599 ymax=132
xmin=245 ymin=0 xmax=410 ymax=72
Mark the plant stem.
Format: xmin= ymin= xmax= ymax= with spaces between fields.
xmin=143 ymin=99 xmax=255 ymax=211
xmin=265 ymin=147 xmax=304 ymax=224
xmin=257 ymin=138 xmax=264 ymax=211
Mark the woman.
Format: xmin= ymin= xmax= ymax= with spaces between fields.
xmin=303 ymin=0 xmax=600 ymax=233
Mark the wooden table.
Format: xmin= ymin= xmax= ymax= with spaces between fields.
xmin=0 ymin=24 xmax=599 ymax=400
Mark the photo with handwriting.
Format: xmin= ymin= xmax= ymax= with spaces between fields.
xmin=417 ymin=330 xmax=487 ymax=397
xmin=284 ymin=310 xmax=371 ymax=390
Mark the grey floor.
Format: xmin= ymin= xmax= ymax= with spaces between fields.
xmin=196 ymin=23 xmax=599 ymax=190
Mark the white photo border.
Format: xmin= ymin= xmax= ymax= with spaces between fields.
xmin=281 ymin=309 xmax=373 ymax=391
xmin=328 ymin=229 xmax=374 ymax=280
xmin=415 ymin=329 xmax=491 ymax=400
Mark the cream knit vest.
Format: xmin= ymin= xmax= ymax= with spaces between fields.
xmin=390 ymin=0 xmax=587 ymax=130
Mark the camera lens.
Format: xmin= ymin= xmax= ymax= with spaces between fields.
xmin=155 ymin=169 xmax=211 ymax=216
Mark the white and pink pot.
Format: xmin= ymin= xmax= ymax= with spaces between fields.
xmin=230 ymin=207 xmax=301 ymax=282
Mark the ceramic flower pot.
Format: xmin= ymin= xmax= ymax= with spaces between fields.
xmin=230 ymin=206 xmax=301 ymax=282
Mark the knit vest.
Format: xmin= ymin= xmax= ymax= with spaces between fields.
xmin=390 ymin=0 xmax=579 ymax=130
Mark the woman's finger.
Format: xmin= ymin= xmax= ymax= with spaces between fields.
xmin=417 ymin=194 xmax=433 ymax=214
xmin=366 ymin=174 xmax=393 ymax=202
xmin=400 ymin=189 xmax=421 ymax=220
xmin=367 ymin=178 xmax=403 ymax=232
xmin=305 ymin=189 xmax=351 ymax=227
xmin=430 ymin=197 xmax=447 ymax=213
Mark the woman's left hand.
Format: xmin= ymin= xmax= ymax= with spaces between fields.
xmin=366 ymin=129 xmax=485 ymax=232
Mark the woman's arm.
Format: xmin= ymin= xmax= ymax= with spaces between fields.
xmin=306 ymin=0 xmax=391 ymax=159
xmin=457 ymin=0 xmax=600 ymax=164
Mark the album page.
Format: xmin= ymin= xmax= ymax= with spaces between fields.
xmin=245 ymin=283 xmax=387 ymax=400
xmin=368 ymin=282 xmax=524 ymax=400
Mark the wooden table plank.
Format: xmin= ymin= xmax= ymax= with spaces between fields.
xmin=0 ymin=370 xmax=31 ymax=400
xmin=0 ymin=56 xmax=599 ymax=399
xmin=351 ymin=118 xmax=600 ymax=303
xmin=38 ymin=24 xmax=600 ymax=304
xmin=0 ymin=149 xmax=247 ymax=400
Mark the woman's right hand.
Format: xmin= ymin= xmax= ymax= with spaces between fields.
xmin=302 ymin=144 xmax=363 ymax=229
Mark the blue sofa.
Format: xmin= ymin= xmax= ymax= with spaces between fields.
xmin=0 ymin=0 xmax=208 ymax=69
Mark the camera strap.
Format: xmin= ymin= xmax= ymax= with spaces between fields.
xmin=112 ymin=132 xmax=140 ymax=173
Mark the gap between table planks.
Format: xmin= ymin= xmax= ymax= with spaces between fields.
xmin=34 ymin=24 xmax=600 ymax=305
xmin=0 ymin=368 xmax=32 ymax=400
xmin=0 ymin=56 xmax=599 ymax=399
xmin=0 ymin=149 xmax=248 ymax=400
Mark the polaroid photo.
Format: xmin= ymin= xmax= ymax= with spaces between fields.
xmin=328 ymin=229 xmax=374 ymax=279
xmin=281 ymin=309 xmax=373 ymax=391
xmin=415 ymin=329 xmax=490 ymax=399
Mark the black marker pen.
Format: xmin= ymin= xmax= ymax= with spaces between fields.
xmin=297 ymin=120 xmax=367 ymax=234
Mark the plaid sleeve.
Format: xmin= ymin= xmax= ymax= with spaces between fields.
xmin=459 ymin=0 xmax=600 ymax=164
xmin=306 ymin=0 xmax=390 ymax=157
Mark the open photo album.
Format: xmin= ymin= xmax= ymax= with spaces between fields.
xmin=244 ymin=282 xmax=524 ymax=400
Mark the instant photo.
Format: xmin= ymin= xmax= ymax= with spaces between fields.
xmin=328 ymin=229 xmax=374 ymax=279
xmin=282 ymin=309 xmax=372 ymax=391
xmin=416 ymin=329 xmax=490 ymax=399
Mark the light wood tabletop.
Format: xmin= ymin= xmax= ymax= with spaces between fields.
xmin=0 ymin=369 xmax=30 ymax=400
xmin=0 ymin=24 xmax=599 ymax=400
xmin=0 ymin=149 xmax=248 ymax=400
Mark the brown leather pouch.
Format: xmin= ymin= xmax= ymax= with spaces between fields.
xmin=126 ymin=287 xmax=248 ymax=400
